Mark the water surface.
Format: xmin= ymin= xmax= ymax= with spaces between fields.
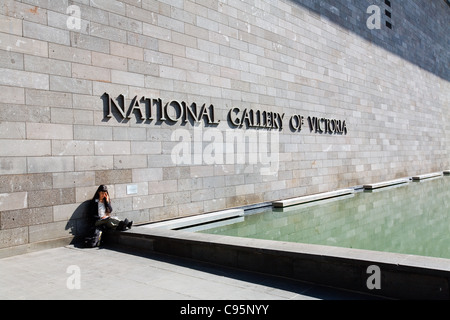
xmin=199 ymin=177 xmax=450 ymax=259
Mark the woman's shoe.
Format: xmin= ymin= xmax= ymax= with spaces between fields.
xmin=120 ymin=219 xmax=129 ymax=231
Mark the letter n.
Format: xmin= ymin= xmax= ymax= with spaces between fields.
xmin=104 ymin=93 xmax=126 ymax=119
xmin=366 ymin=5 xmax=381 ymax=30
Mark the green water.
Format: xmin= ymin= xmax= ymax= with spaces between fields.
xmin=199 ymin=177 xmax=450 ymax=259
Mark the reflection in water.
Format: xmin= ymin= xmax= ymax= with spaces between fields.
xmin=200 ymin=178 xmax=450 ymax=259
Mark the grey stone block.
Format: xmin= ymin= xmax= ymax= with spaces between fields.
xmin=0 ymin=227 xmax=28 ymax=249
xmin=0 ymin=0 xmax=449 ymax=254
xmin=23 ymin=21 xmax=70 ymax=45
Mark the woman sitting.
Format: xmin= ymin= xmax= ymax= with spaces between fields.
xmin=91 ymin=185 xmax=133 ymax=231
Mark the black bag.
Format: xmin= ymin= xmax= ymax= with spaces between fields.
xmin=83 ymin=227 xmax=103 ymax=248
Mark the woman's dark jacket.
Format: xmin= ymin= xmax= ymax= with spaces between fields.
xmin=89 ymin=199 xmax=113 ymax=222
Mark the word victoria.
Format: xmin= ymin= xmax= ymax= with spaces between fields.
xmin=290 ymin=114 xmax=348 ymax=135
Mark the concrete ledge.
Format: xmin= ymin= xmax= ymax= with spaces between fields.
xmin=273 ymin=189 xmax=354 ymax=208
xmin=363 ymin=178 xmax=409 ymax=190
xmin=0 ymin=236 xmax=74 ymax=259
xmin=412 ymin=172 xmax=443 ymax=181
xmin=140 ymin=209 xmax=245 ymax=230
xmin=107 ymin=228 xmax=450 ymax=300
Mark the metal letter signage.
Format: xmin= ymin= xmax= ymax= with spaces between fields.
xmin=102 ymin=92 xmax=347 ymax=135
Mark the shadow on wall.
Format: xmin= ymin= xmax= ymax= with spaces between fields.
xmin=65 ymin=201 xmax=93 ymax=244
xmin=290 ymin=0 xmax=449 ymax=81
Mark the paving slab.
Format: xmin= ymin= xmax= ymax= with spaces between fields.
xmin=0 ymin=245 xmax=379 ymax=301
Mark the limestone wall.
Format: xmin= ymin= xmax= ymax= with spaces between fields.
xmin=0 ymin=0 xmax=448 ymax=254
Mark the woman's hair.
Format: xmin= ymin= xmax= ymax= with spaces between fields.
xmin=92 ymin=184 xmax=109 ymax=201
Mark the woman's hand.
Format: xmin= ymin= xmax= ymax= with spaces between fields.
xmin=99 ymin=191 xmax=109 ymax=202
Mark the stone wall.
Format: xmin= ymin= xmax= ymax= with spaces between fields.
xmin=0 ymin=0 xmax=448 ymax=255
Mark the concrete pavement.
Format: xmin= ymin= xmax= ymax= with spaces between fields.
xmin=0 ymin=245 xmax=377 ymax=300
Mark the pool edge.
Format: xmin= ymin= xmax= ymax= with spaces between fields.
xmin=106 ymin=172 xmax=450 ymax=300
xmin=106 ymin=228 xmax=450 ymax=300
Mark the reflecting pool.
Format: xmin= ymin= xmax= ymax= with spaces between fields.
xmin=199 ymin=177 xmax=450 ymax=259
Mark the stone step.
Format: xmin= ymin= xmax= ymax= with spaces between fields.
xmin=139 ymin=209 xmax=245 ymax=230
xmin=272 ymin=189 xmax=354 ymax=208
xmin=412 ymin=172 xmax=443 ymax=181
xmin=363 ymin=178 xmax=409 ymax=190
